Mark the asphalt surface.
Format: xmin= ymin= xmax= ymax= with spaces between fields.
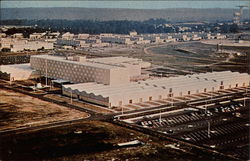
xmin=122 ymin=87 xmax=250 ymax=160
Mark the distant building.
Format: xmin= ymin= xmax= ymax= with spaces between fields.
xmin=46 ymin=32 xmax=60 ymax=39
xmin=0 ymin=38 xmax=54 ymax=52
xmin=129 ymin=31 xmax=138 ymax=36
xmin=101 ymin=36 xmax=133 ymax=45
xmin=29 ymin=33 xmax=46 ymax=39
xmin=215 ymin=33 xmax=226 ymax=39
xmin=0 ymin=33 xmax=6 ymax=38
xmin=12 ymin=33 xmax=23 ymax=39
xmin=78 ymin=34 xmax=90 ymax=39
xmin=61 ymin=32 xmax=74 ymax=40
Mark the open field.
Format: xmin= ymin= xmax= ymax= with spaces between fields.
xmin=70 ymin=41 xmax=249 ymax=75
xmin=201 ymin=39 xmax=250 ymax=47
xmin=147 ymin=42 xmax=250 ymax=73
xmin=0 ymin=120 xmax=235 ymax=161
xmin=0 ymin=88 xmax=89 ymax=131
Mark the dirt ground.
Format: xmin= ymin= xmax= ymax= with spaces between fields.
xmin=0 ymin=121 xmax=231 ymax=161
xmin=0 ymin=88 xmax=89 ymax=130
xmin=68 ymin=41 xmax=249 ymax=75
xmin=44 ymin=94 xmax=114 ymax=114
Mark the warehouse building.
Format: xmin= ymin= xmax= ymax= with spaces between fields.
xmin=62 ymin=71 xmax=249 ymax=107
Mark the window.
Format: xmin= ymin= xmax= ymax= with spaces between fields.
xmin=236 ymin=84 xmax=238 ymax=87
xmin=204 ymin=88 xmax=207 ymax=92
xmin=129 ymin=99 xmax=133 ymax=104
xmin=149 ymin=96 xmax=152 ymax=101
xmin=139 ymin=98 xmax=143 ymax=102
xmin=188 ymin=91 xmax=191 ymax=95
xmin=169 ymin=88 xmax=172 ymax=93
xmin=221 ymin=81 xmax=223 ymax=85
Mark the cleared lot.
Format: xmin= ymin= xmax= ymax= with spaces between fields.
xmin=0 ymin=88 xmax=89 ymax=131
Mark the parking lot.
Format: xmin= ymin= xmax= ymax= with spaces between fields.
xmin=120 ymin=87 xmax=250 ymax=160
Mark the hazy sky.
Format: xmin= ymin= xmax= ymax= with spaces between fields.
xmin=1 ymin=1 xmax=249 ymax=9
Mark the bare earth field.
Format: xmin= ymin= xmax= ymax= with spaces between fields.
xmin=44 ymin=94 xmax=114 ymax=114
xmin=0 ymin=88 xmax=89 ymax=130
xmin=80 ymin=41 xmax=249 ymax=74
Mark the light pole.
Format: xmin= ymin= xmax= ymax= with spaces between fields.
xmin=159 ymin=110 xmax=162 ymax=124
xmin=244 ymin=86 xmax=247 ymax=107
xmin=70 ymin=89 xmax=73 ymax=104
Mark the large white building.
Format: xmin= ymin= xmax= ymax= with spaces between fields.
xmin=62 ymin=71 xmax=249 ymax=107
xmin=30 ymin=55 xmax=150 ymax=85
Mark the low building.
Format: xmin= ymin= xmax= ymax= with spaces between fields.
xmin=78 ymin=34 xmax=90 ymax=39
xmin=11 ymin=40 xmax=54 ymax=52
xmin=29 ymin=32 xmax=46 ymax=39
xmin=12 ymin=33 xmax=23 ymax=39
xmin=129 ymin=31 xmax=138 ymax=36
xmin=61 ymin=32 xmax=74 ymax=40
xmin=0 ymin=33 xmax=6 ymax=38
xmin=215 ymin=33 xmax=226 ymax=39
xmin=0 ymin=64 xmax=39 ymax=81
xmin=57 ymin=39 xmax=81 ymax=47
xmin=62 ymin=71 xmax=249 ymax=108
xmin=0 ymin=38 xmax=54 ymax=52
xmin=101 ymin=36 xmax=133 ymax=45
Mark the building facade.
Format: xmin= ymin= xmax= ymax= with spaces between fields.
xmin=30 ymin=55 xmax=145 ymax=85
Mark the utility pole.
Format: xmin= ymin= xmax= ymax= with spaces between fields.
xmin=208 ymin=121 xmax=211 ymax=138
xmin=45 ymin=56 xmax=48 ymax=86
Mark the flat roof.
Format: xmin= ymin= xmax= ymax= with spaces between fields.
xmin=63 ymin=71 xmax=249 ymax=98
xmin=31 ymin=55 xmax=126 ymax=70
xmin=0 ymin=63 xmax=34 ymax=73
